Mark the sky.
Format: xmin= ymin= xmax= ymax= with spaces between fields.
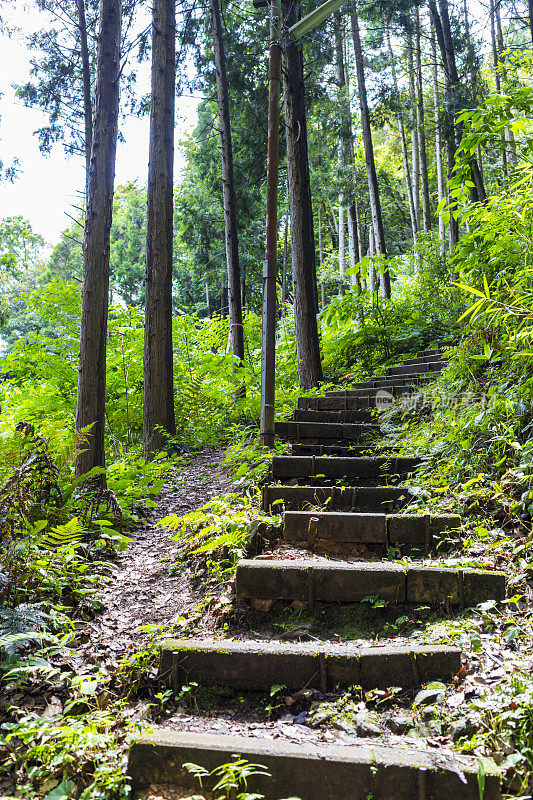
xmin=0 ymin=6 xmax=200 ymax=246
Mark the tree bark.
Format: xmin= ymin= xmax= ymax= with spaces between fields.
xmin=334 ymin=14 xmax=348 ymax=293
xmin=415 ymin=8 xmax=431 ymax=232
xmin=75 ymin=0 xmax=121 ymax=479
xmin=209 ymin=0 xmax=245 ymax=368
xmin=386 ymin=28 xmax=417 ymax=243
xmin=350 ymin=4 xmax=390 ymax=298
xmin=318 ymin=202 xmax=326 ymax=309
xmin=76 ymin=0 xmax=92 ymax=204
xmin=282 ymin=212 xmax=288 ymax=309
xmin=528 ymin=0 xmax=533 ymax=46
xmin=282 ymin=0 xmax=323 ymax=389
xmin=431 ymin=25 xmax=445 ymax=246
xmin=143 ymin=0 xmax=176 ymax=458
xmin=407 ymin=34 xmax=420 ymax=231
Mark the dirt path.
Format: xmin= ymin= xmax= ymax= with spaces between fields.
xmin=78 ymin=448 xmax=232 ymax=667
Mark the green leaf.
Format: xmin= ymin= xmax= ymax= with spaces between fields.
xmin=43 ymin=781 xmax=74 ymax=800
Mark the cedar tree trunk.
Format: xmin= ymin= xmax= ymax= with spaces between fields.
xmin=282 ymin=0 xmax=323 ymax=389
xmin=75 ymin=0 xmax=121 ymax=478
xmin=143 ymin=0 xmax=177 ymax=458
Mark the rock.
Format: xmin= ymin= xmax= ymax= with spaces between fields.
xmin=451 ymin=716 xmax=481 ymax=742
xmin=421 ymin=705 xmax=436 ymax=721
xmin=332 ymin=718 xmax=356 ymax=734
xmin=414 ymin=686 xmax=445 ymax=707
xmin=354 ymin=712 xmax=382 ymax=738
xmin=425 ymin=720 xmax=442 ymax=736
xmin=294 ymin=711 xmax=309 ymax=725
xmin=386 ymin=713 xmax=411 ymax=734
xmin=307 ymin=707 xmax=334 ymax=728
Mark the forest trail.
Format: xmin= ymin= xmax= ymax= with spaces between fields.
xmin=127 ymin=349 xmax=506 ymax=800
xmin=78 ymin=449 xmax=232 ymax=670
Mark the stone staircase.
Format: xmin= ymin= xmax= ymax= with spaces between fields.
xmin=128 ymin=346 xmax=504 ymax=799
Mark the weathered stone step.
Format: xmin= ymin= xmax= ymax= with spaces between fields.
xmin=129 ymin=729 xmax=501 ymax=800
xmin=299 ymin=395 xmax=377 ymax=411
xmin=159 ymin=638 xmax=462 ymax=693
xmin=405 ymin=353 xmax=445 ymax=365
xmin=298 ymin=394 xmax=404 ymax=411
xmin=326 ymin=374 xmax=434 ymax=396
xmin=292 ymin=409 xmax=376 ymax=423
xmin=275 ymin=420 xmax=380 ymax=442
xmin=235 ymin=559 xmax=506 ymax=607
xmin=418 ymin=347 xmax=445 ymax=357
xmin=272 ymin=455 xmax=420 ymax=481
xmin=283 ymin=511 xmax=460 ymax=552
xmin=290 ymin=444 xmax=382 ymax=456
xmin=386 ymin=360 xmax=444 ymax=377
xmin=262 ymin=484 xmax=412 ymax=512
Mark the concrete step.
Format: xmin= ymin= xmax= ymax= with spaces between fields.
xmin=292 ymin=409 xmax=376 ymax=424
xmin=235 ymin=559 xmax=506 ymax=607
xmin=272 ymin=455 xmax=420 ymax=481
xmin=159 ymin=638 xmax=462 ymax=693
xmin=262 ymin=484 xmax=413 ymax=512
xmin=386 ymin=360 xmax=444 ymax=378
xmin=290 ymin=444 xmax=383 ymax=456
xmin=326 ymin=374 xmax=434 ymax=396
xmin=275 ymin=421 xmax=381 ymax=442
xmin=129 ymin=729 xmax=501 ymax=800
xmin=298 ymin=395 xmax=379 ymax=411
xmin=417 ymin=347 xmax=445 ymax=357
xmin=283 ymin=511 xmax=460 ymax=553
xmin=405 ymin=353 xmax=445 ymax=365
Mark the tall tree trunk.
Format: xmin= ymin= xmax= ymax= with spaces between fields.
xmin=528 ymin=0 xmax=533 ymax=46
xmin=282 ymin=0 xmax=323 ymax=389
xmin=347 ymin=203 xmax=361 ymax=287
xmin=335 ymin=14 xmax=348 ymax=293
xmin=205 ymin=281 xmax=211 ymax=317
xmin=342 ymin=25 xmax=362 ymax=285
xmin=75 ymin=0 xmax=121 ymax=479
xmin=407 ymin=34 xmax=420 ymax=231
xmin=76 ymin=0 xmax=92 ymax=204
xmin=318 ymin=202 xmax=326 ymax=308
xmin=367 ymin=225 xmax=376 ymax=292
xmin=431 ymin=25 xmax=445 ymax=246
xmin=387 ymin=27 xmax=417 ymax=243
xmin=415 ymin=8 xmax=431 ymax=232
xmin=350 ymin=4 xmax=390 ymax=298
xmin=428 ymin=0 xmax=459 ymax=249
xmin=282 ymin=212 xmax=288 ymax=309
xmin=209 ymin=0 xmax=245 ymax=368
xmin=143 ymin=0 xmax=176 ymax=458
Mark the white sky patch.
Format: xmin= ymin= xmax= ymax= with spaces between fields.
xmin=0 ymin=7 xmax=200 ymax=245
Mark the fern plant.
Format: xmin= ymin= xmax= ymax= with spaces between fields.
xmin=0 ymin=602 xmax=50 ymax=657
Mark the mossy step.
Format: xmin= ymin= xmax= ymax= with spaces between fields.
xmin=326 ymin=374 xmax=434 ymax=396
xmin=159 ymin=638 xmax=462 ymax=693
xmin=292 ymin=409 xmax=376 ymax=423
xmin=406 ymin=353 xmax=445 ymax=365
xmin=235 ymin=559 xmax=506 ymax=607
xmin=387 ymin=360 xmax=444 ymax=377
xmin=128 ymin=729 xmax=501 ymax=800
xmin=298 ymin=394 xmax=400 ymax=411
xmin=283 ymin=511 xmax=460 ymax=552
xmin=272 ymin=455 xmax=420 ymax=481
xmin=262 ymin=484 xmax=413 ymax=512
xmin=275 ymin=420 xmax=381 ymax=442
xmin=290 ymin=443 xmax=383 ymax=456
